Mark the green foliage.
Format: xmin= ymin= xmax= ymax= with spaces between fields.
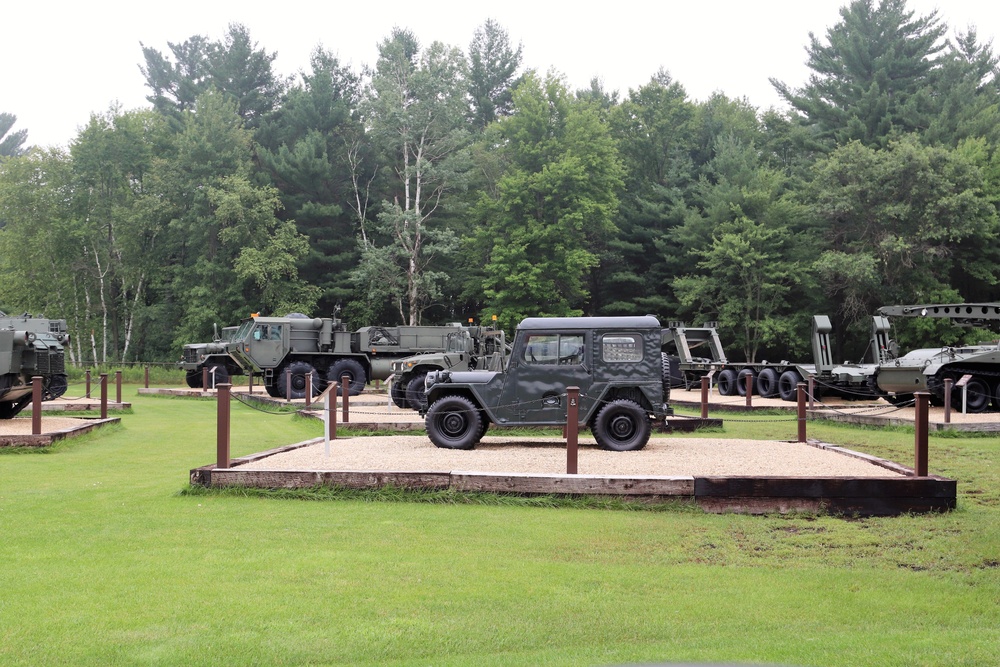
xmin=0 ymin=112 xmax=28 ymax=156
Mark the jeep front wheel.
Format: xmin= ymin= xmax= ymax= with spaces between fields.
xmin=425 ymin=395 xmax=483 ymax=450
xmin=592 ymin=399 xmax=651 ymax=452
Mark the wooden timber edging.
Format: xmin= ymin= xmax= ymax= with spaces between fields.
xmin=189 ymin=437 xmax=957 ymax=517
xmin=0 ymin=417 xmax=120 ymax=448
xmin=810 ymin=409 xmax=1000 ymax=432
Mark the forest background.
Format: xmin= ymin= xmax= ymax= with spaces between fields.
xmin=2 ymin=0 xmax=999 ymax=366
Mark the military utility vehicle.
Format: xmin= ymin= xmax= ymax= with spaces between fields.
xmin=710 ymin=315 xmax=888 ymax=402
xmin=420 ymin=316 xmax=672 ymax=451
xmin=179 ymin=325 xmax=242 ymax=388
xmin=228 ymin=313 xmax=466 ymax=399
xmin=871 ymin=303 xmax=1000 ymax=412
xmin=389 ymin=325 xmax=508 ymax=410
xmin=1 ymin=311 xmax=69 ymax=418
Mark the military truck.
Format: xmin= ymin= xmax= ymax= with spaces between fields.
xmin=389 ymin=325 xmax=509 ymax=410
xmin=661 ymin=321 xmax=728 ymax=390
xmin=420 ymin=316 xmax=672 ymax=451
xmin=179 ymin=325 xmax=242 ymax=388
xmin=871 ymin=303 xmax=1000 ymax=412
xmin=710 ymin=315 xmax=888 ymax=402
xmin=0 ymin=311 xmax=69 ymax=418
xmin=228 ymin=313 xmax=467 ymax=399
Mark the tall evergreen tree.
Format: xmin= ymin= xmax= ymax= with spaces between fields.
xmin=468 ymin=19 xmax=523 ymax=130
xmin=0 ymin=113 xmax=28 ymax=157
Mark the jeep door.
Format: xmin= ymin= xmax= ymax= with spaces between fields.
xmin=497 ymin=331 xmax=590 ymax=424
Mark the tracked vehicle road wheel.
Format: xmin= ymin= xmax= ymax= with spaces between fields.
xmin=426 ymin=395 xmax=482 ymax=450
xmin=592 ymin=399 xmax=651 ymax=452
xmin=716 ymin=369 xmax=738 ymax=396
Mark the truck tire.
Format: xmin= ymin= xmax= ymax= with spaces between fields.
xmin=736 ymin=368 xmax=757 ymax=396
xmin=426 ymin=395 xmax=483 ymax=450
xmin=661 ymin=352 xmax=677 ymax=399
xmin=757 ymin=368 xmax=780 ymax=398
xmin=964 ymin=377 xmax=992 ymax=413
xmin=277 ymin=361 xmax=321 ymax=399
xmin=777 ymin=370 xmax=802 ymax=402
xmin=592 ymin=399 xmax=651 ymax=452
xmin=185 ymin=370 xmax=203 ymax=388
xmin=716 ymin=369 xmax=738 ymax=396
xmin=405 ymin=373 xmax=428 ymax=411
xmin=45 ymin=374 xmax=68 ymax=400
xmin=327 ymin=358 xmax=366 ymax=396
xmin=390 ymin=378 xmax=408 ymax=408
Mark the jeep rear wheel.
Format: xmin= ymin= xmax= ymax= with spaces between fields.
xmin=426 ymin=395 xmax=483 ymax=450
xmin=592 ymin=399 xmax=651 ymax=452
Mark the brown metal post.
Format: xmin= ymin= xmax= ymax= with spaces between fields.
xmin=914 ymin=392 xmax=929 ymax=476
xmin=375 ymin=379 xmax=380 ymax=391
xmin=566 ymin=387 xmax=580 ymax=474
xmin=144 ymin=366 xmax=149 ymax=389
xmin=745 ymin=372 xmax=753 ymax=408
xmin=796 ymin=382 xmax=807 ymax=443
xmin=808 ymin=375 xmax=815 ymax=410
xmin=305 ymin=372 xmax=312 ymax=408
xmin=100 ymin=373 xmax=108 ymax=420
xmin=341 ymin=374 xmax=350 ymax=423
xmin=115 ymin=370 xmax=122 ymax=405
xmin=217 ymin=383 xmax=231 ymax=469
xmin=249 ymin=373 xmax=254 ymax=393
xmin=943 ymin=377 xmax=953 ymax=424
xmin=286 ymin=371 xmax=292 ymax=403
xmin=202 ymin=366 xmax=209 ymax=392
xmin=32 ymin=376 xmax=42 ymax=435
xmin=700 ymin=376 xmax=709 ymax=419
xmin=86 ymin=369 xmax=91 ymax=399
xmin=328 ymin=382 xmax=338 ymax=440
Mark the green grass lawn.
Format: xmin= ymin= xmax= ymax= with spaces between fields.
xmin=2 ymin=389 xmax=998 ymax=666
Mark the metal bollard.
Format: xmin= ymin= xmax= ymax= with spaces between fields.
xmin=202 ymin=366 xmax=209 ymax=393
xmin=144 ymin=366 xmax=149 ymax=389
xmin=217 ymin=383 xmax=231 ymax=469
xmin=914 ymin=392 xmax=929 ymax=476
xmin=808 ymin=375 xmax=815 ymax=411
xmin=745 ymin=372 xmax=753 ymax=408
xmin=115 ymin=370 xmax=122 ymax=405
xmin=566 ymin=387 xmax=580 ymax=474
xmin=32 ymin=376 xmax=43 ymax=435
xmin=100 ymin=373 xmax=108 ymax=420
xmin=796 ymin=382 xmax=807 ymax=443
xmin=328 ymin=382 xmax=338 ymax=441
xmin=86 ymin=369 xmax=91 ymax=399
xmin=341 ymin=374 xmax=350 ymax=423
xmin=305 ymin=372 xmax=312 ymax=408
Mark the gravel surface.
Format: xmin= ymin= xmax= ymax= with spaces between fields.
xmin=0 ymin=417 xmax=89 ymax=435
xmin=237 ymin=435 xmax=905 ymax=477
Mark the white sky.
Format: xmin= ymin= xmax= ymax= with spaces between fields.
xmin=4 ymin=0 xmax=998 ymax=148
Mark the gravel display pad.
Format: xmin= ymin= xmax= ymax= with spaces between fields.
xmin=0 ymin=417 xmax=89 ymax=435
xmin=236 ymin=435 xmax=906 ymax=478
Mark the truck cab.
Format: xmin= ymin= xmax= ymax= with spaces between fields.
xmin=421 ymin=316 xmax=670 ymax=451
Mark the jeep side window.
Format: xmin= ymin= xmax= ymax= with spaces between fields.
xmin=602 ymin=334 xmax=642 ymax=362
xmin=523 ymin=334 xmax=584 ymax=365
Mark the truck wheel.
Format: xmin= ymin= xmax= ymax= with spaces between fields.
xmin=327 ymin=359 xmax=366 ymax=396
xmin=716 ymin=369 xmax=738 ymax=396
xmin=278 ymin=361 xmax=321 ymax=399
xmin=426 ymin=395 xmax=483 ymax=449
xmin=736 ymin=368 xmax=757 ymax=396
xmin=264 ymin=383 xmax=281 ymax=398
xmin=757 ymin=368 xmax=780 ymax=398
xmin=592 ymin=399 xmax=651 ymax=452
xmin=964 ymin=377 xmax=991 ymax=413
xmin=45 ymin=374 xmax=69 ymax=400
xmin=185 ymin=370 xmax=203 ymax=388
xmin=390 ymin=378 xmax=408 ymax=408
xmin=777 ymin=370 xmax=802 ymax=401
xmin=660 ymin=352 xmax=678 ymax=399
xmin=405 ymin=373 xmax=428 ymax=411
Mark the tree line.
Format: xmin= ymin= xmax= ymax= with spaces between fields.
xmin=1 ymin=0 xmax=999 ymax=365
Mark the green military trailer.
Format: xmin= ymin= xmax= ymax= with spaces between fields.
xmin=178 ymin=325 xmax=242 ymax=388
xmin=389 ymin=325 xmax=509 ymax=410
xmin=0 ymin=311 xmax=70 ymax=418
xmin=228 ymin=313 xmax=468 ymax=399
xmin=420 ymin=316 xmax=673 ymax=451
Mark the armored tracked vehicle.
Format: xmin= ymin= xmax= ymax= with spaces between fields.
xmin=179 ymin=325 xmax=242 ymax=388
xmin=872 ymin=303 xmax=1000 ymax=412
xmin=228 ymin=313 xmax=467 ymax=399
xmin=389 ymin=325 xmax=508 ymax=410
xmin=1 ymin=311 xmax=69 ymax=418
xmin=420 ymin=316 xmax=672 ymax=451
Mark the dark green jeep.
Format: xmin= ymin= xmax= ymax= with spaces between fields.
xmin=420 ymin=316 xmax=671 ymax=451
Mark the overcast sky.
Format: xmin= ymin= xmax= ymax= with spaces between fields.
xmin=4 ymin=0 xmax=998 ymax=149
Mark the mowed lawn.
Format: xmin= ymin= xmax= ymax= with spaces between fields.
xmin=2 ymin=388 xmax=999 ymax=666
